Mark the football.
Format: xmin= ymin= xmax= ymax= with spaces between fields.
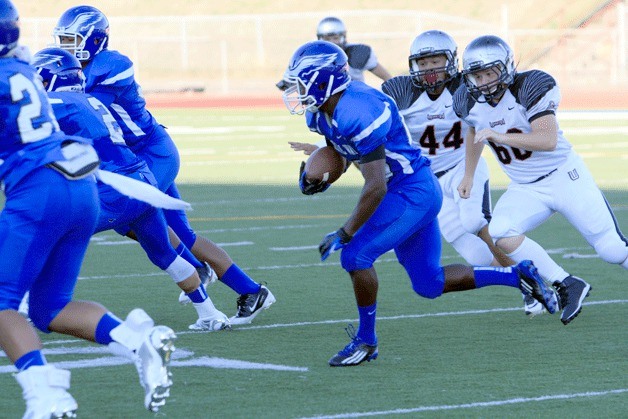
xmin=304 ymin=146 xmax=346 ymax=184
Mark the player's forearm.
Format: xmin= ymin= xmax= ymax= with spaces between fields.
xmin=498 ymin=130 xmax=557 ymax=151
xmin=464 ymin=130 xmax=483 ymax=177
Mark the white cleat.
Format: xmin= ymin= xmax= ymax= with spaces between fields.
xmin=178 ymin=262 xmax=218 ymax=305
xmin=15 ymin=365 xmax=78 ymax=418
xmin=135 ymin=325 xmax=177 ymax=412
xmin=523 ymin=293 xmax=547 ymax=317
xmin=188 ymin=311 xmax=231 ymax=331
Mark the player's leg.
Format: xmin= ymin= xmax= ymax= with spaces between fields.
xmin=164 ymin=182 xmax=276 ymax=324
xmin=0 ymin=169 xmax=97 ymax=418
xmin=129 ymin=206 xmax=230 ymax=331
xmin=554 ymin=154 xmax=628 ymax=269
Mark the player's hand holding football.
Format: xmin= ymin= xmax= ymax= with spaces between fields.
xmin=299 ymin=161 xmax=330 ymax=195
xmin=319 ymin=228 xmax=352 ymax=261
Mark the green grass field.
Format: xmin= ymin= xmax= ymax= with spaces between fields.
xmin=1 ymin=108 xmax=627 ymax=418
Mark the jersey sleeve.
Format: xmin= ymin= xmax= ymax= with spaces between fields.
xmin=345 ymin=44 xmax=375 ymax=70
xmin=336 ymin=95 xmax=392 ymax=156
xmin=85 ymin=52 xmax=137 ymax=106
xmin=516 ymin=70 xmax=560 ymax=122
xmin=381 ymin=76 xmax=421 ymax=111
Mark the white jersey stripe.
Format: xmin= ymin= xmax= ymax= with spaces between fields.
xmin=110 ymin=103 xmax=146 ymax=136
xmin=100 ymin=66 xmax=134 ymax=86
xmin=352 ymin=102 xmax=391 ymax=143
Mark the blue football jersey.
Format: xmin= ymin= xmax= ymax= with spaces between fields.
xmin=305 ymin=81 xmax=428 ymax=188
xmin=48 ymin=91 xmax=146 ymax=174
xmin=83 ymin=50 xmax=158 ymax=147
xmin=0 ymin=58 xmax=68 ymax=188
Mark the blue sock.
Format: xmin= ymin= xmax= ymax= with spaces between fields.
xmin=186 ymin=285 xmax=208 ymax=303
xmin=356 ymin=303 xmax=377 ymax=345
xmin=15 ymin=350 xmax=46 ymax=371
xmin=175 ymin=243 xmax=202 ymax=269
xmin=474 ymin=266 xmax=519 ymax=288
xmin=94 ymin=312 xmax=122 ymax=345
xmin=220 ymin=264 xmax=261 ymax=295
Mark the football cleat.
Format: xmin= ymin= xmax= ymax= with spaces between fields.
xmin=329 ymin=324 xmax=378 ymax=367
xmin=554 ymin=275 xmax=591 ymax=325
xmin=188 ymin=311 xmax=231 ymax=331
xmin=516 ymin=260 xmax=559 ymax=314
xmin=15 ymin=365 xmax=78 ymax=418
xmin=229 ymin=285 xmax=276 ymax=325
xmin=178 ymin=262 xmax=218 ymax=305
xmin=523 ymin=293 xmax=546 ymax=317
xmin=135 ymin=325 xmax=177 ymax=412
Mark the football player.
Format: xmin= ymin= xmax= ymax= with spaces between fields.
xmin=276 ymin=16 xmax=392 ymax=91
xmin=283 ymin=40 xmax=559 ymax=367
xmin=32 ymin=47 xmax=231 ymax=332
xmin=380 ymin=31 xmax=549 ymax=316
xmin=456 ymin=35 xmax=628 ymax=325
xmin=52 ymin=5 xmax=275 ymax=325
xmin=0 ymin=1 xmax=176 ymax=415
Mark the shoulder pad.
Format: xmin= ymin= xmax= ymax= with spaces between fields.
xmin=509 ymin=70 xmax=557 ymax=110
xmin=446 ymin=73 xmax=464 ymax=95
xmin=452 ymin=84 xmax=475 ymax=119
xmin=344 ymin=44 xmax=372 ymax=69
xmin=381 ymin=76 xmax=422 ymax=111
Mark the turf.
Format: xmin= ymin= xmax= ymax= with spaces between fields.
xmin=1 ymin=108 xmax=626 ymax=418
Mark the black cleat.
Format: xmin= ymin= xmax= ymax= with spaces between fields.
xmin=329 ymin=324 xmax=378 ymax=367
xmin=229 ymin=285 xmax=276 ymax=325
xmin=554 ymin=275 xmax=591 ymax=325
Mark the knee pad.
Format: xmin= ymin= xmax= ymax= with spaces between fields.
xmin=450 ymin=234 xmax=494 ymax=266
xmin=488 ymin=216 xmax=512 ymax=241
xmin=593 ymin=234 xmax=628 ymax=265
xmin=340 ymin=244 xmax=374 ymax=272
xmin=410 ymin=269 xmax=445 ymax=299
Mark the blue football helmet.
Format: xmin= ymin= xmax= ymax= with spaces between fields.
xmin=32 ymin=47 xmax=85 ymax=92
xmin=53 ymin=5 xmax=109 ymax=62
xmin=283 ymin=41 xmax=351 ymax=115
xmin=0 ymin=0 xmax=19 ymax=57
xmin=461 ymin=35 xmax=516 ymax=102
xmin=408 ymin=30 xmax=458 ymax=91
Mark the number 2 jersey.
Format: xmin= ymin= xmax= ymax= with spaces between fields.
xmin=305 ymin=80 xmax=429 ymax=189
xmin=0 ymin=58 xmax=67 ymax=189
xmin=382 ymin=74 xmax=467 ymax=174
xmin=453 ymin=70 xmax=572 ymax=184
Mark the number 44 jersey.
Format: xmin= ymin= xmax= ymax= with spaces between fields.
xmin=382 ymin=74 xmax=467 ymax=175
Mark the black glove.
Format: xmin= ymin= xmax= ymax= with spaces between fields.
xmin=299 ymin=161 xmax=330 ymax=195
xmin=319 ymin=227 xmax=352 ymax=261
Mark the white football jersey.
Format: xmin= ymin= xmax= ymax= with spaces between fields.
xmin=453 ymin=70 xmax=572 ymax=184
xmin=345 ymin=43 xmax=378 ymax=82
xmin=382 ymin=75 xmax=468 ymax=173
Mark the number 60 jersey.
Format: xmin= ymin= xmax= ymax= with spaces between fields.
xmin=453 ymin=70 xmax=573 ymax=184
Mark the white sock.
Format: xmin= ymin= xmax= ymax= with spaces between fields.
xmin=193 ymin=298 xmax=221 ymax=319
xmin=507 ymin=237 xmax=569 ymax=283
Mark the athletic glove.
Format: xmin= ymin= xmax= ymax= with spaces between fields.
xmin=319 ymin=227 xmax=352 ymax=261
xmin=299 ymin=161 xmax=330 ymax=195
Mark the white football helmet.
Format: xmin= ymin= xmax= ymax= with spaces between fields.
xmin=316 ymin=17 xmax=347 ymax=46
xmin=408 ymin=30 xmax=458 ymax=91
xmin=461 ymin=35 xmax=516 ymax=102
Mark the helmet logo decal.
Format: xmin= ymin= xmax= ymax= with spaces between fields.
xmin=31 ymin=53 xmax=64 ymax=67
xmin=290 ymin=53 xmax=338 ymax=77
xmin=68 ymin=12 xmax=105 ymax=32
